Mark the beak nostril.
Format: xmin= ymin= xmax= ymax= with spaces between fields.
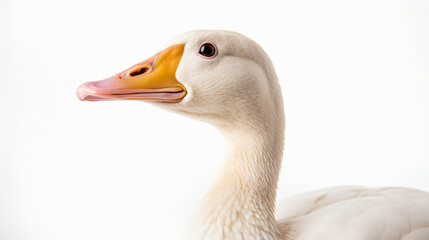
xmin=129 ymin=66 xmax=150 ymax=77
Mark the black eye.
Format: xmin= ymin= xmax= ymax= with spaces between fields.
xmin=198 ymin=42 xmax=217 ymax=58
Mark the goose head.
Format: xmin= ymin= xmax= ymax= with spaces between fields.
xmin=77 ymin=30 xmax=286 ymax=239
xmin=77 ymin=30 xmax=284 ymax=130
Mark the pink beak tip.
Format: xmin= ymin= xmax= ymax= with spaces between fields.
xmin=76 ymin=83 xmax=88 ymax=101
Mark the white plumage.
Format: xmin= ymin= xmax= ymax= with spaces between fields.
xmin=276 ymin=186 xmax=429 ymax=240
xmin=78 ymin=30 xmax=429 ymax=240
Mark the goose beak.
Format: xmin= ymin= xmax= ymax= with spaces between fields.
xmin=77 ymin=44 xmax=186 ymax=103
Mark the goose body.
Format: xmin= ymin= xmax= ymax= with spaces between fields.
xmin=277 ymin=186 xmax=429 ymax=240
xmin=77 ymin=30 xmax=429 ymax=240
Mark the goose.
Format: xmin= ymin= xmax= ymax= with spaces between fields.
xmin=77 ymin=30 xmax=429 ymax=240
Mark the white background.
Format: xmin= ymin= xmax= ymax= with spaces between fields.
xmin=1 ymin=0 xmax=428 ymax=239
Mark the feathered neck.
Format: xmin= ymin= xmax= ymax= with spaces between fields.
xmin=184 ymin=99 xmax=286 ymax=240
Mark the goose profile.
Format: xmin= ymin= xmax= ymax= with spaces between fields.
xmin=77 ymin=30 xmax=429 ymax=240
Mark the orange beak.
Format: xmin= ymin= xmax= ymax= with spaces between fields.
xmin=77 ymin=44 xmax=187 ymax=103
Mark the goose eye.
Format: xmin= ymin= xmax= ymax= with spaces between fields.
xmin=198 ymin=42 xmax=217 ymax=58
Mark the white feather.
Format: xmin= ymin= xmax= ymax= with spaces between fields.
xmin=155 ymin=30 xmax=429 ymax=240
